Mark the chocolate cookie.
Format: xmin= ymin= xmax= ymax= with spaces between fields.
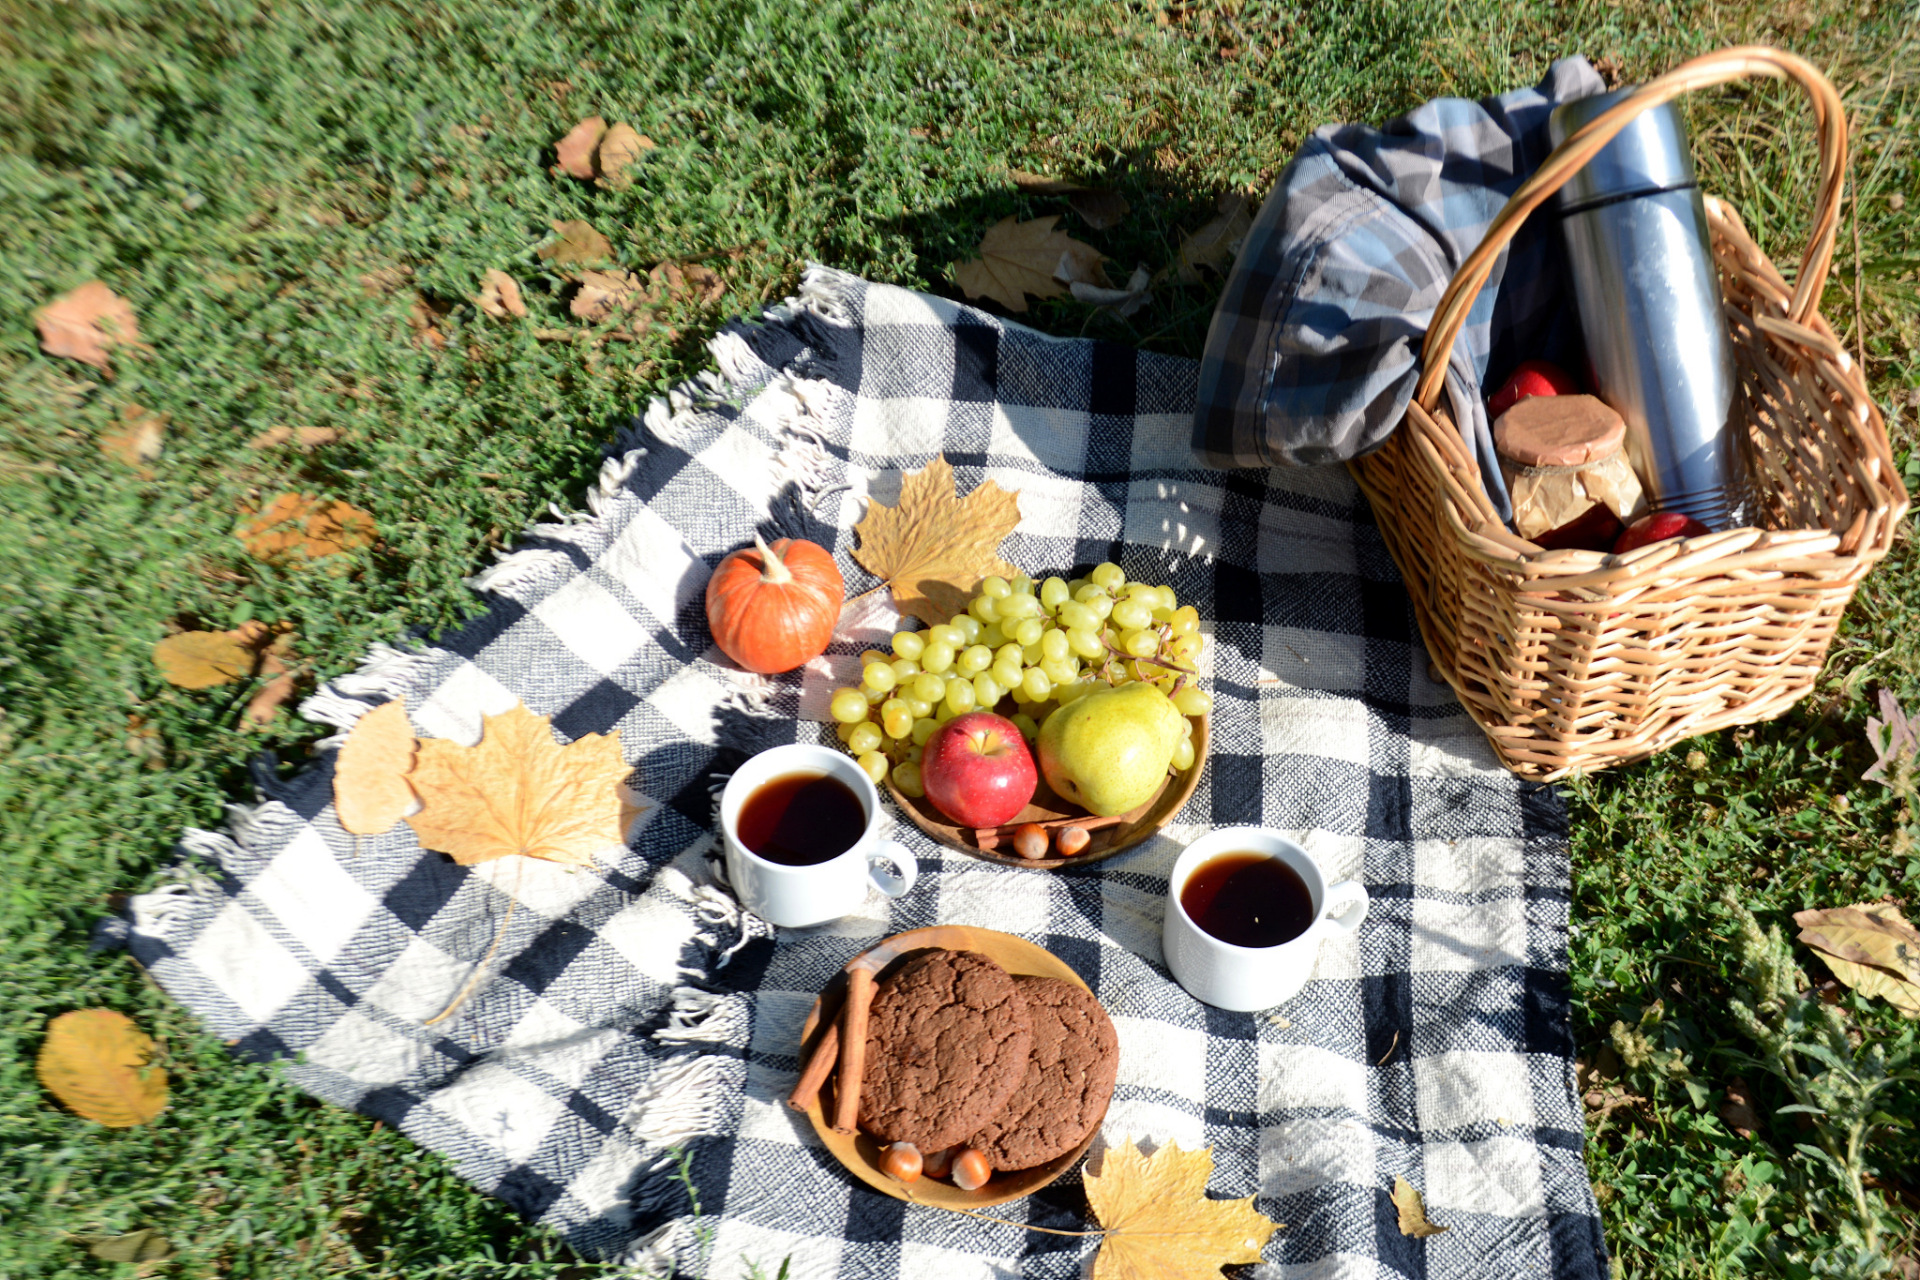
xmin=968 ymin=976 xmax=1119 ymax=1171
xmin=858 ymin=949 xmax=1033 ymax=1151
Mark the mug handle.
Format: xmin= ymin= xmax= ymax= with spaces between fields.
xmin=867 ymin=841 xmax=919 ymax=899
xmin=1319 ymin=879 xmax=1370 ymax=935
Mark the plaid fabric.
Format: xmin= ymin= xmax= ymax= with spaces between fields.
xmin=1193 ymin=56 xmax=1607 ymax=521
xmin=126 ymin=267 xmax=1607 ymax=1279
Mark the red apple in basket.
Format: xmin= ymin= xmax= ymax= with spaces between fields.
xmin=1487 ymin=359 xmax=1579 ymax=419
xmin=1613 ymin=511 xmax=1712 ymax=554
xmin=922 ymin=711 xmax=1037 ymax=829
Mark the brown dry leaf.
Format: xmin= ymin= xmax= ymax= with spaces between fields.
xmin=243 ymin=635 xmax=300 ymax=728
xmin=1174 ymin=193 xmax=1253 ymax=283
xmin=555 ymin=115 xmax=608 ymax=179
xmin=152 ymin=629 xmax=256 ymax=689
xmin=1390 ymin=1176 xmax=1449 ymax=1238
xmin=408 ymin=294 xmax=450 ymax=350
xmin=358 ymin=265 xmax=413 ymax=296
xmin=1072 ymin=264 xmax=1153 ymax=318
xmin=572 ymin=269 xmax=653 ymax=323
xmin=951 ymin=215 xmax=1105 ymax=313
xmin=237 ymin=492 xmax=376 ymax=563
xmin=406 ymin=703 xmax=626 ymax=866
xmin=80 ymin=1230 xmax=173 ymax=1264
xmin=125 ymin=715 xmax=165 ymax=769
xmin=247 ymin=426 xmax=340 ymax=451
xmin=335 ymin=699 xmax=418 ymax=835
xmin=851 ymin=453 xmax=1022 ymax=627
xmin=651 ymin=260 xmax=727 ymax=306
xmin=36 ymin=1009 xmax=168 ymax=1128
xmin=539 ymin=219 xmax=615 ymax=273
xmin=99 ymin=404 xmax=167 ymax=470
xmin=1069 ymin=189 xmax=1131 ymax=231
xmin=1720 ymin=1077 xmax=1762 ymax=1138
xmin=596 ymin=122 xmax=654 ymax=189
xmin=1083 ymin=1139 xmax=1280 ymax=1280
xmin=1818 ymin=951 xmax=1920 ymax=1017
xmin=1795 ymin=903 xmax=1920 ymax=982
xmin=474 ymin=269 xmax=528 ymax=319
xmin=35 ymin=282 xmax=143 ymax=373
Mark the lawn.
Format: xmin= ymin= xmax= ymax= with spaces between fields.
xmin=2 ymin=0 xmax=1918 ymax=1275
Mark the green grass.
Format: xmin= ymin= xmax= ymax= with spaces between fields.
xmin=2 ymin=0 xmax=1917 ymax=1275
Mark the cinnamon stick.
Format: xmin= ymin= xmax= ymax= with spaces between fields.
xmin=831 ymin=966 xmax=877 ymax=1134
xmin=787 ymin=1019 xmax=841 ymax=1113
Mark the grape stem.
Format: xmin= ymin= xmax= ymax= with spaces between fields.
xmin=1100 ymin=640 xmax=1195 ymax=675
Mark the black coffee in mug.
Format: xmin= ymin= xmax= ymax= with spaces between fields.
xmin=736 ymin=772 xmax=865 ymax=866
xmin=1179 ymin=851 xmax=1314 ymax=947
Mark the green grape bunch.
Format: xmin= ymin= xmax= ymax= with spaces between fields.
xmin=827 ymin=562 xmax=1213 ymax=801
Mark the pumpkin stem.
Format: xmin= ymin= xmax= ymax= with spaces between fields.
xmin=753 ymin=531 xmax=795 ymax=585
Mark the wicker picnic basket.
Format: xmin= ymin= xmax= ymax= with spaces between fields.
xmin=1349 ymin=46 xmax=1908 ymax=781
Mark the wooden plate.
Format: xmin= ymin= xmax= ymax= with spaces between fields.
xmin=886 ymin=714 xmax=1207 ymax=869
xmin=797 ymin=925 xmax=1109 ymax=1209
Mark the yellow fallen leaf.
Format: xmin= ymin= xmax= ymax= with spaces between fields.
xmin=152 ymin=629 xmax=256 ymax=689
xmin=554 ymin=115 xmax=607 ymax=179
xmin=406 ymin=703 xmax=627 ymax=866
xmin=539 ymin=219 xmax=615 ymax=273
xmin=237 ymin=492 xmax=376 ymax=563
xmin=1795 ymin=903 xmax=1920 ymax=983
xmin=99 ymin=404 xmax=167 ymax=469
xmin=475 ymin=269 xmax=527 ymax=319
xmin=35 ymin=282 xmax=143 ymax=373
xmin=335 ymin=699 xmax=418 ymax=836
xmin=596 ymin=122 xmax=653 ymax=189
xmin=36 ymin=1009 xmax=168 ymax=1128
xmin=1390 ymin=1175 xmax=1449 ymax=1238
xmin=242 ymin=634 xmax=300 ymax=728
xmin=1084 ymin=1139 xmax=1280 ymax=1280
xmin=951 ymin=215 xmax=1106 ymax=313
xmin=850 ymin=453 xmax=1022 ymax=627
xmin=81 ymin=1230 xmax=172 ymax=1264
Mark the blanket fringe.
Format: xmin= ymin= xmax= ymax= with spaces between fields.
xmin=617 ymin=1221 xmax=681 ymax=1279
xmin=656 ymin=986 xmax=749 ymax=1046
xmin=628 ymin=1054 xmax=730 ymax=1149
xmin=300 ymin=643 xmax=445 ymax=743
xmin=128 ymin=832 xmax=230 ymax=940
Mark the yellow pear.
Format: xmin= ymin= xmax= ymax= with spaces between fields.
xmin=1036 ymin=682 xmax=1186 ymax=816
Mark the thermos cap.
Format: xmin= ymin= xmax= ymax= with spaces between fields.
xmin=1548 ymin=87 xmax=1698 ymax=212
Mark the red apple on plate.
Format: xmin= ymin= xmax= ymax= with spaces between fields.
xmin=922 ymin=711 xmax=1038 ymax=828
xmin=1487 ymin=359 xmax=1580 ymax=420
xmin=1613 ymin=511 xmax=1712 ymax=554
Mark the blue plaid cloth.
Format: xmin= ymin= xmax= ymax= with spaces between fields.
xmin=1192 ymin=56 xmax=1608 ymax=520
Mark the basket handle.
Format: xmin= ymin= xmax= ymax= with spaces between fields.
xmin=1414 ymin=45 xmax=1846 ymax=414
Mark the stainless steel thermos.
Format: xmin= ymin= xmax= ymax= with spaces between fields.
xmin=1548 ymin=88 xmax=1748 ymax=530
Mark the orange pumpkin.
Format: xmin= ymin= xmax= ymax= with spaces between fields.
xmin=705 ymin=534 xmax=844 ymax=674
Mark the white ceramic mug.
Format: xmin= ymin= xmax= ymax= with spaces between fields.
xmin=1162 ymin=826 xmax=1369 ymax=1011
xmin=720 ymin=744 xmax=918 ymax=929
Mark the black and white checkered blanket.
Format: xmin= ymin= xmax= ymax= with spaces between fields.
xmin=126 ymin=267 xmax=1607 ymax=1279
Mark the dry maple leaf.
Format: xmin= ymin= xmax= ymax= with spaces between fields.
xmin=597 ymin=122 xmax=654 ymax=189
xmin=475 ymin=269 xmax=528 ymax=319
xmin=247 ymin=425 xmax=340 ymax=451
xmin=539 ymin=219 xmax=615 ymax=273
xmin=572 ymin=269 xmax=653 ymax=323
xmin=409 ymin=294 xmax=450 ymax=350
xmin=1865 ymin=688 xmax=1918 ymax=786
xmin=36 ymin=1009 xmax=168 ymax=1128
xmin=406 ymin=703 xmax=626 ymax=866
xmin=851 ymin=453 xmax=1022 ymax=627
xmin=99 ymin=404 xmax=166 ymax=470
xmin=152 ymin=629 xmax=257 ymax=689
xmin=1390 ymin=1175 xmax=1449 ymax=1238
xmin=1083 ymin=1139 xmax=1280 ymax=1280
xmin=35 ymin=282 xmax=143 ymax=373
xmin=335 ymin=699 xmax=418 ymax=835
xmin=652 ymin=260 xmax=726 ymax=306
xmin=952 ymin=216 xmax=1106 ymax=313
xmin=555 ymin=115 xmax=608 ymax=179
xmin=1796 ymin=902 xmax=1920 ymax=1016
xmin=242 ymin=633 xmax=300 ymax=728
xmin=1174 ymin=193 xmax=1253 ymax=283
xmin=237 ymin=492 xmax=376 ymax=563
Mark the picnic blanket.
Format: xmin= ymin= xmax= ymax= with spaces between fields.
xmin=124 ymin=267 xmax=1608 ymax=1279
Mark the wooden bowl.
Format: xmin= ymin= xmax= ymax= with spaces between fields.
xmin=886 ymin=714 xmax=1207 ymax=869
xmin=797 ymin=926 xmax=1109 ymax=1209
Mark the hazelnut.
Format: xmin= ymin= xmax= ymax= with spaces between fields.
xmin=879 ymin=1141 xmax=923 ymax=1183
xmin=951 ymin=1146 xmax=992 ymax=1191
xmin=1054 ymin=824 xmax=1090 ymax=856
xmin=1011 ymin=823 xmax=1049 ymax=860
xmin=921 ymin=1144 xmax=958 ymax=1179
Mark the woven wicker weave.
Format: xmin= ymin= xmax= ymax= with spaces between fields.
xmin=1349 ymin=46 xmax=1908 ymax=780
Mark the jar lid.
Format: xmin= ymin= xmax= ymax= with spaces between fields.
xmin=1493 ymin=394 xmax=1626 ymax=467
